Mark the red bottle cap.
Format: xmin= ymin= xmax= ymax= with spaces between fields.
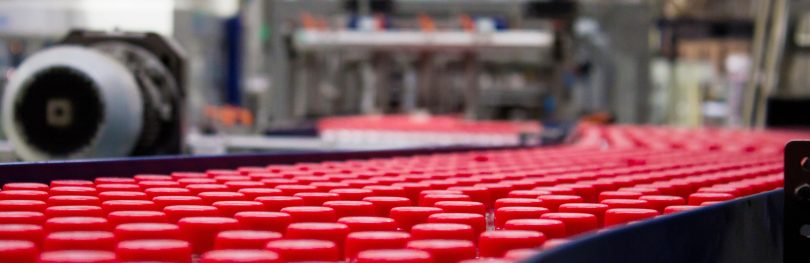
xmin=603 ymin=208 xmax=659 ymax=226
xmin=95 ymin=177 xmax=136 ymax=184
xmin=537 ymin=195 xmax=583 ymax=212
xmin=208 ymin=170 xmax=241 ymax=178
xmin=493 ymin=207 xmax=550 ymax=229
xmin=663 ymin=205 xmax=699 ymax=214
xmin=134 ymin=174 xmax=173 ymax=181
xmin=620 ymin=187 xmax=661 ymax=196
xmin=600 ymin=199 xmax=653 ymax=209
xmin=478 ymin=230 xmax=546 ymax=257
xmin=323 ymin=201 xmax=376 ymax=218
xmin=50 ymin=180 xmax=94 ymax=187
xmin=503 ymin=248 xmax=539 ymax=261
xmin=474 ymin=183 xmax=513 ymax=201
xmin=418 ymin=194 xmax=471 ymax=207
xmin=275 ymin=185 xmax=319 ymax=195
xmin=458 ymin=259 xmax=511 ymax=263
xmin=95 ymin=184 xmax=140 ymax=192
xmin=0 ymin=224 xmax=45 ymax=247
xmin=178 ymin=216 xmax=241 ymax=254
xmin=178 ymin=178 xmax=218 ymax=186
xmin=558 ymin=184 xmax=598 ymax=203
xmin=426 ymin=213 xmax=485 ymax=236
xmin=265 ymin=239 xmax=340 ymax=261
xmin=49 ymin=186 xmax=97 ymax=196
xmin=344 ymin=231 xmax=412 ymax=260
xmin=418 ymin=190 xmax=462 ymax=199
xmin=260 ymin=178 xmax=298 ymax=188
xmin=0 ymin=212 xmax=45 ymax=225
xmin=406 ymin=239 xmax=475 ymax=263
xmin=255 ymin=196 xmax=306 ymax=212
xmin=311 ymin=182 xmax=352 ymax=192
xmin=163 ymin=205 xmax=220 ymax=222
xmin=116 ymin=239 xmax=192 ymax=263
xmin=410 ymin=223 xmax=475 ymax=242
xmin=698 ymin=186 xmax=743 ymax=197
xmin=391 ymin=183 xmax=431 ymax=202
xmin=153 ymin=196 xmax=205 ymax=208
xmin=43 ymin=231 xmax=116 ymax=251
xmin=38 ymin=250 xmax=116 ymax=263
xmin=138 ymin=180 xmax=181 ymax=189
xmin=0 ymin=190 xmax=48 ymax=201
xmin=214 ymin=175 xmax=252 ymax=186
xmin=363 ymin=185 xmax=407 ymax=198
xmin=224 ymin=181 xmax=265 ymax=191
xmin=47 ymin=196 xmax=101 ymax=206
xmin=171 ymin=172 xmax=208 ymax=180
xmin=201 ymin=249 xmax=281 ymax=263
xmin=286 ymin=222 xmax=350 ymax=255
xmin=434 ymin=201 xmax=486 ymax=215
xmin=342 ymin=179 xmax=377 ymax=189
xmin=507 ymin=190 xmax=551 ymax=199
xmin=107 ymin=211 xmax=169 ymax=225
xmin=44 ymin=217 xmax=111 ymax=232
xmin=238 ymin=188 xmax=283 ymax=200
xmin=186 ymin=184 xmax=230 ymax=195
xmin=144 ymin=187 xmax=193 ymax=198
xmin=503 ymin=219 xmax=566 ymax=239
xmin=541 ymin=238 xmax=569 ymax=250
xmin=329 ymin=188 xmax=374 ymax=201
xmin=540 ymin=213 xmax=598 ymax=236
xmin=356 ymin=249 xmax=432 ymax=263
xmin=214 ymin=230 xmax=282 ymax=249
xmin=494 ymin=198 xmax=544 ymax=209
xmin=338 ymin=216 xmax=398 ymax=232
xmin=44 ymin=205 xmax=104 ymax=218
xmin=362 ymin=197 xmax=412 ymax=217
xmin=101 ymin=200 xmax=159 ymax=213
xmin=0 ymin=200 xmax=47 ymax=212
xmin=114 ymin=223 xmax=184 ymax=241
xmin=212 ymin=201 xmax=265 ymax=217
xmin=198 ymin=192 xmax=247 ymax=204
xmin=598 ymin=191 xmax=642 ymax=201
xmin=639 ymin=195 xmax=685 ymax=212
xmin=389 ymin=207 xmax=444 ymax=231
xmin=0 ymin=240 xmax=37 ymax=263
xmin=234 ymin=211 xmax=292 ymax=233
xmin=687 ymin=193 xmax=734 ymax=205
xmin=3 ymin=182 xmax=49 ymax=192
xmin=292 ymin=176 xmax=330 ymax=185
xmin=281 ymin=206 xmax=338 ymax=223
xmin=446 ymin=187 xmax=491 ymax=207
xmin=558 ymin=203 xmax=609 ymax=226
xmin=294 ymin=192 xmax=341 ymax=206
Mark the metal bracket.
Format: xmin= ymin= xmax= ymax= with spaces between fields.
xmin=784 ymin=141 xmax=810 ymax=262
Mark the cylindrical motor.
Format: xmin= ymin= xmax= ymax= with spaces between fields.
xmin=1 ymin=31 xmax=184 ymax=161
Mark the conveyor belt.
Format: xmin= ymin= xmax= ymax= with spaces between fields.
xmin=0 ymin=125 xmax=800 ymax=262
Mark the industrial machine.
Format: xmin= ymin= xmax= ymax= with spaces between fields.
xmin=256 ymin=0 xmax=578 ymax=129
xmin=1 ymin=30 xmax=186 ymax=161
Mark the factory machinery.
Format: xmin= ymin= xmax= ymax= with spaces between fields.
xmin=257 ymin=0 xmax=578 ymax=129
xmin=1 ymin=31 xmax=186 ymax=161
xmin=0 ymin=124 xmax=801 ymax=262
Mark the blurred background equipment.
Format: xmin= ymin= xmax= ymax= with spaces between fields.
xmin=1 ymin=30 xmax=185 ymax=161
xmin=0 ymin=1 xmax=808 ymax=263
xmin=257 ymin=0 xmax=576 ymax=128
xmin=0 ymin=0 xmax=808 ymax=156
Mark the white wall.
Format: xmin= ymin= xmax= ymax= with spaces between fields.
xmin=0 ymin=0 xmax=202 ymax=37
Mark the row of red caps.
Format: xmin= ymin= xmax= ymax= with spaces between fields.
xmin=0 ymin=127 xmax=792 ymax=262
